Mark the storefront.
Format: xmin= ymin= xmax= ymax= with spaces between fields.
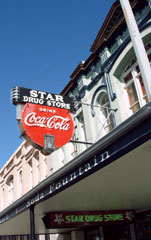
xmin=43 ymin=210 xmax=136 ymax=240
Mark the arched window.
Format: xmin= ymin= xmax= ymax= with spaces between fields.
xmin=71 ymin=133 xmax=78 ymax=158
xmin=43 ymin=156 xmax=47 ymax=178
xmin=34 ymin=152 xmax=40 ymax=184
xmin=97 ymin=91 xmax=114 ymax=134
xmin=28 ymin=161 xmax=33 ymax=189
xmin=1 ymin=187 xmax=4 ymax=210
xmin=6 ymin=175 xmax=14 ymax=205
xmin=76 ymin=111 xmax=87 ymax=151
xmin=19 ymin=170 xmax=23 ymax=197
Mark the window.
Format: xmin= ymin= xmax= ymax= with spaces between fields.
xmin=35 ymin=153 xmax=40 ymax=183
xmin=71 ymin=133 xmax=78 ymax=158
xmin=19 ymin=170 xmax=23 ymax=196
xmin=123 ymin=65 xmax=148 ymax=113
xmin=123 ymin=46 xmax=151 ymax=113
xmin=28 ymin=161 xmax=33 ymax=188
xmin=77 ymin=112 xmax=86 ymax=141
xmin=77 ymin=112 xmax=87 ymax=151
xmin=7 ymin=176 xmax=14 ymax=205
xmin=124 ymin=71 xmax=140 ymax=113
xmin=43 ymin=157 xmax=47 ymax=178
xmin=1 ymin=187 xmax=4 ymax=209
xmin=97 ymin=91 xmax=114 ymax=133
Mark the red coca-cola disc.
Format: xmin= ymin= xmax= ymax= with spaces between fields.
xmin=21 ymin=103 xmax=74 ymax=149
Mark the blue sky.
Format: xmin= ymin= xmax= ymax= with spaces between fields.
xmin=0 ymin=0 xmax=115 ymax=169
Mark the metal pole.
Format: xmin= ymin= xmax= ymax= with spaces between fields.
xmin=120 ymin=0 xmax=151 ymax=101
xmin=30 ymin=205 xmax=35 ymax=240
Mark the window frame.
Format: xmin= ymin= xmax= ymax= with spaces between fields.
xmin=122 ymin=46 xmax=151 ymax=114
xmin=7 ymin=176 xmax=14 ymax=205
xmin=95 ymin=89 xmax=114 ymax=135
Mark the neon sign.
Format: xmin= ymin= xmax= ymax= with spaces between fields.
xmin=43 ymin=211 xmax=135 ymax=228
xmin=11 ymin=86 xmax=75 ymax=112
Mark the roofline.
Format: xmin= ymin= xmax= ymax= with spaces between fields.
xmin=61 ymin=54 xmax=95 ymax=95
xmin=90 ymin=0 xmax=119 ymax=52
xmin=61 ymin=0 xmax=140 ymax=95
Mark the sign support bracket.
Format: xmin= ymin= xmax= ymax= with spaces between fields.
xmin=70 ymin=140 xmax=93 ymax=145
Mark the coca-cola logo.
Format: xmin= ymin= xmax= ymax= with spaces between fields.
xmin=24 ymin=112 xmax=70 ymax=130
xmin=21 ymin=103 xmax=74 ymax=149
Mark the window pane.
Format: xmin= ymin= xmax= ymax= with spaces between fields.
xmin=98 ymin=92 xmax=114 ymax=132
xmin=124 ymin=71 xmax=141 ymax=112
xmin=136 ymin=66 xmax=148 ymax=103
xmin=139 ymin=76 xmax=148 ymax=102
xmin=131 ymin=102 xmax=140 ymax=113
xmin=127 ymin=82 xmax=138 ymax=105
xmin=124 ymin=72 xmax=133 ymax=83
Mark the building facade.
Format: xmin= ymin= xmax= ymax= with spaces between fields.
xmin=0 ymin=0 xmax=151 ymax=239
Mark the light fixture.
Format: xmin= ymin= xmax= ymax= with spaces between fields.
xmin=44 ymin=134 xmax=55 ymax=153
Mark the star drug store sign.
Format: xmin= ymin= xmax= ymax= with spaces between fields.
xmin=43 ymin=211 xmax=135 ymax=228
xmin=11 ymin=87 xmax=75 ymax=153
